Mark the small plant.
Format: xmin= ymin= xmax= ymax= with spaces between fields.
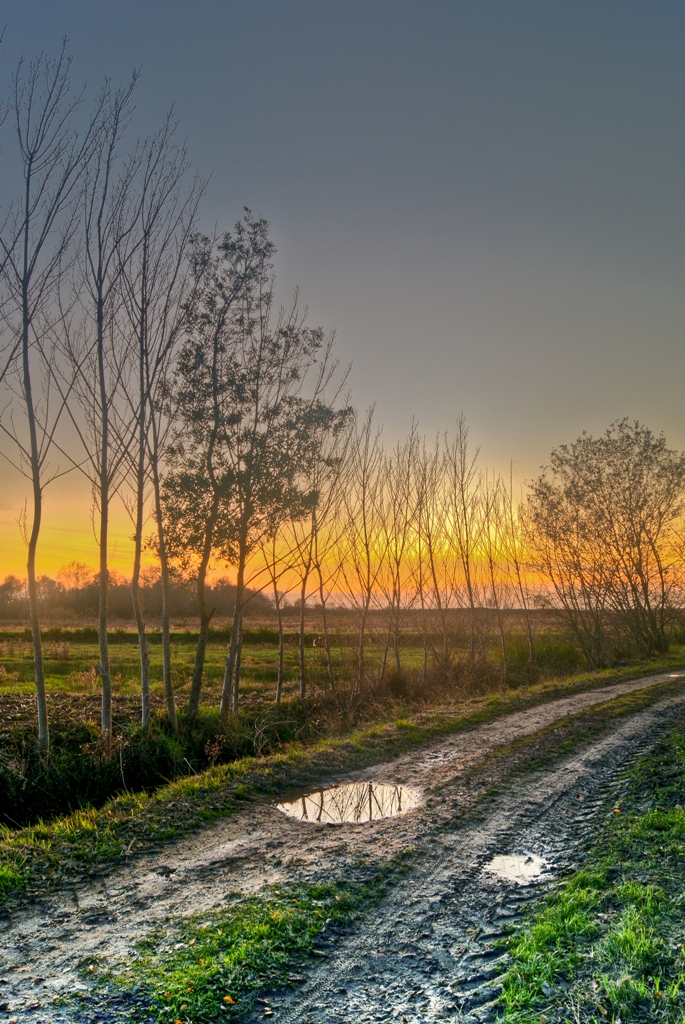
xmin=68 ymin=664 xmax=98 ymax=692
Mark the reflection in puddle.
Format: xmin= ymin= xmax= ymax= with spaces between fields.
xmin=485 ymin=853 xmax=548 ymax=884
xmin=277 ymin=782 xmax=422 ymax=824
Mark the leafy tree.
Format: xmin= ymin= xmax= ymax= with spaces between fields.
xmin=162 ymin=212 xmax=276 ymax=718
xmin=527 ymin=420 xmax=685 ymax=664
xmin=164 ymin=211 xmax=347 ymax=717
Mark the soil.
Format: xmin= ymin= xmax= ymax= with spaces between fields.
xmin=1 ymin=670 xmax=684 ymax=1023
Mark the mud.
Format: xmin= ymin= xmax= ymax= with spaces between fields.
xmin=270 ymin=692 xmax=685 ymax=1024
xmin=0 ymin=670 xmax=683 ymax=1023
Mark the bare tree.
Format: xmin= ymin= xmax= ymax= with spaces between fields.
xmin=120 ymin=113 xmax=203 ymax=729
xmin=500 ymin=464 xmax=536 ymax=665
xmin=287 ymin=389 xmax=351 ymax=698
xmin=376 ymin=426 xmax=420 ymax=679
xmin=482 ymin=472 xmax=509 ymax=683
xmin=0 ymin=45 xmax=101 ymax=752
xmin=415 ymin=436 xmax=452 ymax=676
xmin=444 ymin=416 xmax=483 ymax=670
xmin=337 ymin=409 xmax=386 ymax=688
xmin=64 ymin=76 xmax=141 ymax=736
xmin=310 ymin=420 xmax=352 ymax=692
xmin=257 ymin=524 xmax=299 ymax=704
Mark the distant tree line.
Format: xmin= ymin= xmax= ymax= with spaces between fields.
xmin=0 ymin=571 xmax=273 ymax=622
xmin=1 ymin=44 xmax=684 ymax=755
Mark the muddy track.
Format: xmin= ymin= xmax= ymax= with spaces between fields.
xmin=1 ymin=671 xmax=684 ymax=1023
xmin=272 ymin=694 xmax=685 ymax=1024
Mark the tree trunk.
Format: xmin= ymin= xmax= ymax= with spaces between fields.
xmin=298 ymin=573 xmax=309 ymax=700
xmin=358 ymin=602 xmax=370 ymax=689
xmin=132 ymin=286 xmax=151 ymax=726
xmin=23 ymin=323 xmax=49 ymax=753
xmin=379 ymin=628 xmax=390 ymax=685
xmin=151 ymin=440 xmax=177 ymax=731
xmin=316 ymin=563 xmax=335 ymax=691
xmin=97 ymin=307 xmax=112 ymax=735
xmin=131 ymin=566 xmax=150 ymax=727
xmin=131 ymin=411 xmax=150 ymax=726
xmin=221 ymin=534 xmax=247 ymax=718
xmin=273 ymin=580 xmax=284 ymax=705
xmin=187 ymin=505 xmax=217 ymax=720
xmin=222 ymin=600 xmax=240 ymax=717
xmin=393 ymin=611 xmax=402 ymax=675
xmin=232 ymin=618 xmax=243 ymax=713
xmin=98 ymin=482 xmax=112 ymax=736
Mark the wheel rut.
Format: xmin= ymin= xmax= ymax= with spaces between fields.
xmin=1 ymin=671 xmax=684 ymax=1023
xmin=271 ymin=689 xmax=685 ymax=1024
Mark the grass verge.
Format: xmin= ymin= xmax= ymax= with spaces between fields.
xmin=498 ymin=722 xmax=685 ymax=1023
xmin=86 ymin=855 xmax=412 ymax=1023
xmin=1 ymin=657 xmax=684 ymax=907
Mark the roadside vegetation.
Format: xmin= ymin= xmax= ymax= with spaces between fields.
xmin=499 ymin=722 xmax=685 ymax=1023
xmin=2 ymin=43 xmax=685 ymax=1017
xmin=2 ymin=621 xmax=684 ymax=830
xmin=19 ymin=671 xmax=679 ymax=1024
xmin=2 ymin=656 xmax=683 ymax=910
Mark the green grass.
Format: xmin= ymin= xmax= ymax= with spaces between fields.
xmin=73 ymin=678 xmax=685 ymax=1024
xmin=0 ymin=638 xmax=307 ymax=701
xmin=1 ymin=632 xmax=678 ymax=706
xmin=91 ymin=857 xmax=412 ymax=1023
xmin=498 ymin=724 xmax=685 ymax=1023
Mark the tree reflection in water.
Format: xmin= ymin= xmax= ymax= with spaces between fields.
xmin=277 ymin=782 xmax=422 ymax=824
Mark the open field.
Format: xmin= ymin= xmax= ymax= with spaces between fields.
xmin=0 ymin=624 xmax=681 ymax=824
xmin=0 ymin=617 xmax=598 ymax=725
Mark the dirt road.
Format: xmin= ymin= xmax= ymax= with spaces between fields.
xmin=2 ymin=670 xmax=684 ymax=1023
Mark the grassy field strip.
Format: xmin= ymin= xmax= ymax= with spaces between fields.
xmin=1 ymin=661 xmax=684 ymax=907
xmin=498 ymin=726 xmax=685 ymax=1023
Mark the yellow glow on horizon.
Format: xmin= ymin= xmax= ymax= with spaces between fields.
xmin=0 ymin=474 xmax=156 ymax=581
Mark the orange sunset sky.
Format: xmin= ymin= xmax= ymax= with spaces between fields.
xmin=2 ymin=4 xmax=685 ymax=583
xmin=0 ymin=474 xmax=154 ymax=582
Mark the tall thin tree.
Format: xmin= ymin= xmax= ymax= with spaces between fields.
xmin=0 ymin=45 xmax=101 ymax=752
xmin=121 ymin=113 xmax=203 ymax=729
xmin=65 ymin=76 xmax=141 ymax=736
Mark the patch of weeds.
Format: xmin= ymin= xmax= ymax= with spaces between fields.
xmin=498 ymin=723 xmax=685 ymax=1023
xmin=99 ymin=855 xmax=412 ymax=1023
xmin=0 ymin=859 xmax=25 ymax=898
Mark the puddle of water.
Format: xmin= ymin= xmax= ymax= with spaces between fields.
xmin=485 ymin=853 xmax=548 ymax=885
xmin=277 ymin=782 xmax=423 ymax=824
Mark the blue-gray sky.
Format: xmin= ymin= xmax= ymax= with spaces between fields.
xmin=2 ymin=0 xmax=684 ymax=482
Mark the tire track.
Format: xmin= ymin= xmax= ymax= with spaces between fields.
xmin=1 ymin=671 xmax=683 ymax=1022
